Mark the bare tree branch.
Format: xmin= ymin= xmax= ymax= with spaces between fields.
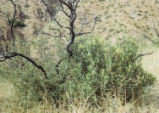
xmin=54 ymin=18 xmax=70 ymax=30
xmin=59 ymin=0 xmax=72 ymax=10
xmin=0 ymin=52 xmax=48 ymax=79
xmin=78 ymin=15 xmax=89 ymax=33
xmin=50 ymin=28 xmax=63 ymax=37
xmin=9 ymin=0 xmax=17 ymax=48
xmin=55 ymin=56 xmax=68 ymax=74
xmin=39 ymin=28 xmax=66 ymax=38
xmin=59 ymin=2 xmax=71 ymax=19
xmin=41 ymin=0 xmax=97 ymax=74
xmin=154 ymin=26 xmax=159 ymax=38
xmin=142 ymin=33 xmax=155 ymax=44
xmin=135 ymin=30 xmax=154 ymax=44
xmin=76 ymin=15 xmax=98 ymax=36
xmin=65 ymin=1 xmax=79 ymax=56
xmin=134 ymin=51 xmax=153 ymax=61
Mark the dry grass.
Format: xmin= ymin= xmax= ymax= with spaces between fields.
xmin=0 ymin=94 xmax=158 ymax=113
xmin=0 ymin=77 xmax=158 ymax=113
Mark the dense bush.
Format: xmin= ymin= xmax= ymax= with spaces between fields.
xmin=0 ymin=37 xmax=156 ymax=106
xmin=57 ymin=37 xmax=156 ymax=102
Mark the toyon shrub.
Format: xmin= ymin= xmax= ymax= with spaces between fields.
xmin=58 ymin=37 xmax=156 ymax=103
xmin=0 ymin=37 xmax=155 ymax=105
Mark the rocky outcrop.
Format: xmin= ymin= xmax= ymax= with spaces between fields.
xmin=0 ymin=0 xmax=57 ymax=42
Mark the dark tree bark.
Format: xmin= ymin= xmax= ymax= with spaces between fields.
xmin=41 ymin=0 xmax=98 ymax=74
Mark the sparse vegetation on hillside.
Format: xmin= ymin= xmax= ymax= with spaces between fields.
xmin=0 ymin=0 xmax=159 ymax=113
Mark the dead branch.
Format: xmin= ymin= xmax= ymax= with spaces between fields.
xmin=134 ymin=51 xmax=153 ymax=61
xmin=154 ymin=26 xmax=159 ymax=38
xmin=142 ymin=33 xmax=155 ymax=44
xmin=49 ymin=28 xmax=64 ymax=37
xmin=76 ymin=15 xmax=98 ymax=36
xmin=59 ymin=1 xmax=71 ymax=19
xmin=0 ymin=52 xmax=48 ymax=79
xmin=42 ymin=0 xmax=97 ymax=57
xmin=153 ymin=21 xmax=159 ymax=39
xmin=55 ymin=56 xmax=68 ymax=74
xmin=9 ymin=0 xmax=17 ymax=48
xmin=54 ymin=18 xmax=70 ymax=30
xmin=64 ymin=0 xmax=79 ymax=56
xmin=41 ymin=0 xmax=97 ymax=74
xmin=78 ymin=15 xmax=89 ymax=34
xmin=39 ymin=28 xmax=66 ymax=38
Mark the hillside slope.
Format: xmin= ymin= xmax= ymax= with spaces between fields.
xmin=0 ymin=0 xmax=159 ymax=112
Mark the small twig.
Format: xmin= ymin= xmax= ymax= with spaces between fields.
xmin=134 ymin=51 xmax=153 ymax=61
xmin=54 ymin=18 xmax=70 ymax=30
xmin=154 ymin=27 xmax=159 ymax=38
xmin=59 ymin=2 xmax=71 ymax=19
xmin=142 ymin=33 xmax=155 ymax=44
xmin=135 ymin=30 xmax=154 ymax=44
xmin=78 ymin=15 xmax=89 ymax=34
xmin=55 ymin=56 xmax=68 ymax=74
xmin=76 ymin=15 xmax=98 ymax=36
xmin=39 ymin=28 xmax=66 ymax=38
xmin=49 ymin=28 xmax=64 ymax=37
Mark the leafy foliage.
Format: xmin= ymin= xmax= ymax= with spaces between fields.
xmin=58 ymin=37 xmax=156 ymax=102
xmin=0 ymin=37 xmax=156 ymax=106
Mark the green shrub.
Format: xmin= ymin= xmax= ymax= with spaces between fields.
xmin=57 ymin=37 xmax=156 ymax=103
xmin=0 ymin=39 xmax=46 ymax=108
xmin=0 ymin=37 xmax=155 ymax=107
